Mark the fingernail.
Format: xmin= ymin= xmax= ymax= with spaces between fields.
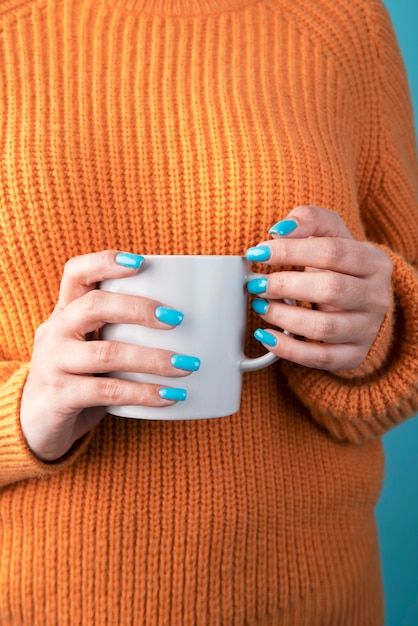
xmin=170 ymin=354 xmax=201 ymax=372
xmin=159 ymin=387 xmax=187 ymax=401
xmin=251 ymin=298 xmax=269 ymax=315
xmin=246 ymin=245 xmax=271 ymax=262
xmin=155 ymin=306 xmax=184 ymax=326
xmin=269 ymin=219 xmax=298 ymax=236
xmin=115 ymin=252 xmax=144 ymax=268
xmin=254 ymin=328 xmax=277 ymax=347
xmin=247 ymin=277 xmax=268 ymax=295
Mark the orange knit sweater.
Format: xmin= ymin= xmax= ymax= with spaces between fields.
xmin=0 ymin=0 xmax=417 ymax=624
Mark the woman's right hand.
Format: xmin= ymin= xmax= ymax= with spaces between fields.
xmin=20 ymin=250 xmax=198 ymax=462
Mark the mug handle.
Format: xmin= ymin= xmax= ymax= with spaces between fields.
xmin=240 ymin=272 xmax=296 ymax=372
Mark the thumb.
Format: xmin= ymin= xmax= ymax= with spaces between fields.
xmin=269 ymin=205 xmax=354 ymax=240
xmin=52 ymin=250 xmax=144 ymax=315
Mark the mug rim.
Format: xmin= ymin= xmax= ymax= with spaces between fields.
xmin=140 ymin=254 xmax=246 ymax=259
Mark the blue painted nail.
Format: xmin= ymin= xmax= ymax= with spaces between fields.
xmin=251 ymin=298 xmax=269 ymax=315
xmin=254 ymin=328 xmax=277 ymax=347
xmin=170 ymin=354 xmax=201 ymax=372
xmin=269 ymin=219 xmax=298 ymax=236
xmin=155 ymin=306 xmax=184 ymax=326
xmin=247 ymin=278 xmax=268 ymax=295
xmin=246 ymin=245 xmax=271 ymax=262
xmin=115 ymin=252 xmax=144 ymax=269
xmin=159 ymin=387 xmax=187 ymax=401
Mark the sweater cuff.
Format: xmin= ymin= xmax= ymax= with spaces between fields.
xmin=281 ymin=249 xmax=418 ymax=443
xmin=0 ymin=364 xmax=93 ymax=488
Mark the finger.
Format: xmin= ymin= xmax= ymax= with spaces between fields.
xmin=58 ymin=290 xmax=184 ymax=336
xmin=65 ymin=376 xmax=187 ymax=411
xmin=248 ymin=270 xmax=371 ymax=310
xmin=60 ymin=341 xmax=200 ymax=377
xmin=252 ymin=300 xmax=373 ymax=344
xmin=54 ymin=250 xmax=144 ymax=313
xmin=247 ymin=237 xmax=384 ymax=278
xmin=269 ymin=205 xmax=354 ymax=240
xmin=253 ymin=328 xmax=368 ymax=371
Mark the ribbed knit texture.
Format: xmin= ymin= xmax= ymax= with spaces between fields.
xmin=0 ymin=0 xmax=417 ymax=624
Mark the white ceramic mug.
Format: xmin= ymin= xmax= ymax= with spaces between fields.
xmin=100 ymin=255 xmax=290 ymax=420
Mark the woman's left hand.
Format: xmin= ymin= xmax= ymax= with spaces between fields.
xmin=246 ymin=205 xmax=394 ymax=371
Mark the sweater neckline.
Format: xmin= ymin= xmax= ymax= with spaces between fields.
xmin=102 ymin=0 xmax=260 ymax=17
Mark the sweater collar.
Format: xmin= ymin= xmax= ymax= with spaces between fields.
xmin=103 ymin=0 xmax=259 ymax=17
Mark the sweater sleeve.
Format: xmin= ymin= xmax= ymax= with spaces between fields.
xmin=281 ymin=0 xmax=418 ymax=444
xmin=0 ymin=1 xmax=93 ymax=488
xmin=0 ymin=360 xmax=94 ymax=488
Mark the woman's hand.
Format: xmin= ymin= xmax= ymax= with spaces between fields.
xmin=246 ymin=205 xmax=393 ymax=371
xmin=20 ymin=250 xmax=199 ymax=462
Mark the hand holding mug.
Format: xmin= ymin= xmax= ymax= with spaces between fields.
xmin=247 ymin=205 xmax=393 ymax=371
xmin=20 ymin=250 xmax=198 ymax=462
xmin=100 ymin=255 xmax=286 ymax=421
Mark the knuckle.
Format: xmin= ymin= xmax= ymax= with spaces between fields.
xmin=383 ymin=256 xmax=393 ymax=278
xmin=376 ymin=260 xmax=394 ymax=311
xmin=270 ymin=271 xmax=286 ymax=292
xmin=99 ymin=378 xmax=123 ymax=404
xmin=378 ymin=291 xmax=392 ymax=315
xmin=375 ymin=248 xmax=394 ymax=276
xmin=32 ymin=322 xmax=59 ymax=369
xmin=31 ymin=351 xmax=63 ymax=388
xmin=291 ymin=204 xmax=319 ymax=223
xmin=311 ymin=346 xmax=336 ymax=371
xmin=322 ymin=238 xmax=344 ymax=266
xmin=33 ymin=321 xmax=50 ymax=346
xmin=130 ymin=297 xmax=147 ymax=321
xmin=62 ymin=256 xmax=80 ymax=281
xmin=277 ymin=245 xmax=293 ymax=266
xmin=323 ymin=273 xmax=344 ymax=302
xmin=302 ymin=204 xmax=320 ymax=222
xmin=311 ymin=315 xmax=337 ymax=341
xmin=368 ymin=253 xmax=393 ymax=315
xmin=46 ymin=368 xmax=67 ymax=392
xmin=82 ymin=289 xmax=105 ymax=315
xmin=93 ymin=341 xmax=120 ymax=369
xmin=385 ymin=258 xmax=394 ymax=280
xmin=62 ymin=251 xmax=111 ymax=287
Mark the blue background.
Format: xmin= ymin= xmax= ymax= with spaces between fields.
xmin=378 ymin=3 xmax=418 ymax=625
